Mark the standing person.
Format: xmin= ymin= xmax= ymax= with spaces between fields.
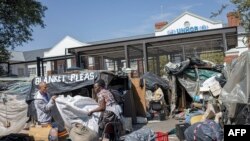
xmin=152 ymin=83 xmax=165 ymax=103
xmin=88 ymin=79 xmax=121 ymax=139
xmin=34 ymin=82 xmax=57 ymax=126
xmin=151 ymin=83 xmax=168 ymax=114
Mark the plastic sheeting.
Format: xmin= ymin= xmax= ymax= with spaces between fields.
xmin=140 ymin=72 xmax=169 ymax=91
xmin=234 ymin=103 xmax=250 ymax=125
xmin=0 ymin=81 xmax=30 ymax=136
xmin=55 ymin=95 xmax=101 ymax=133
xmin=178 ymin=77 xmax=199 ymax=98
xmin=165 ymin=59 xmax=190 ymax=75
xmin=124 ymin=127 xmax=155 ymax=141
xmin=183 ymin=69 xmax=219 ymax=82
xmin=178 ymin=69 xmax=221 ymax=98
xmin=220 ymin=51 xmax=250 ymax=103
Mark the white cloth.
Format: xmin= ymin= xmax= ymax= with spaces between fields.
xmin=55 ymin=95 xmax=101 ymax=133
xmin=106 ymin=104 xmax=122 ymax=119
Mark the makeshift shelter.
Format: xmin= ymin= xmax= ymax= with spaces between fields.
xmin=0 ymin=70 xmax=135 ymax=137
xmin=165 ymin=57 xmax=224 ymax=112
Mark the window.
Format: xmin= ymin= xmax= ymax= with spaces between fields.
xmin=18 ymin=68 xmax=24 ymax=76
xmin=58 ymin=64 xmax=64 ymax=73
xmin=28 ymin=67 xmax=36 ymax=76
xmin=184 ymin=21 xmax=190 ymax=28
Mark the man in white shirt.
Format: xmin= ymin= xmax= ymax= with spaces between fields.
xmin=34 ymin=82 xmax=57 ymax=125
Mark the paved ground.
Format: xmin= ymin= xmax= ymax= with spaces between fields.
xmin=132 ymin=118 xmax=183 ymax=141
xmin=133 ymin=118 xmax=180 ymax=132
xmin=20 ymin=118 xmax=183 ymax=140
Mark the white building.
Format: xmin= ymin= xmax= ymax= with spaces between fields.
xmin=155 ymin=11 xmax=223 ymax=36
xmin=4 ymin=36 xmax=87 ymax=77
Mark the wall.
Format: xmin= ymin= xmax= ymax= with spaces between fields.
xmin=0 ymin=63 xmax=7 ymax=71
xmin=10 ymin=64 xmax=26 ymax=76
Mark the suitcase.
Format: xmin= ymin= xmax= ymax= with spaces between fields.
xmin=176 ymin=123 xmax=190 ymax=141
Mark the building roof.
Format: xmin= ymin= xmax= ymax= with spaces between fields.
xmin=69 ymin=27 xmax=237 ymax=60
xmin=44 ymin=36 xmax=87 ymax=57
xmin=8 ymin=36 xmax=86 ymax=63
xmin=9 ymin=48 xmax=50 ymax=62
xmin=9 ymin=51 xmax=25 ymax=62
xmin=23 ymin=48 xmax=51 ymax=61
xmin=156 ymin=11 xmax=223 ymax=32
xmin=87 ymin=33 xmax=155 ymax=45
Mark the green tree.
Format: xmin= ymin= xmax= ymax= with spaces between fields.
xmin=211 ymin=0 xmax=250 ymax=31
xmin=231 ymin=0 xmax=250 ymax=31
xmin=0 ymin=0 xmax=47 ymax=63
xmin=200 ymin=52 xmax=224 ymax=64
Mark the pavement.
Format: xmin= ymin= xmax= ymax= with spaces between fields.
xmin=132 ymin=118 xmax=183 ymax=141
xmin=20 ymin=118 xmax=182 ymax=141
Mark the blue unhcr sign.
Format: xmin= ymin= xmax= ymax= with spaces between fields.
xmin=167 ymin=25 xmax=209 ymax=35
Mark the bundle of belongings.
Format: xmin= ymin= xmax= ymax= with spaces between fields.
xmin=165 ymin=57 xmax=226 ymax=141
xmin=165 ymin=51 xmax=250 ymax=141
xmin=0 ymin=80 xmax=31 ymax=137
xmin=184 ymin=120 xmax=224 ymax=141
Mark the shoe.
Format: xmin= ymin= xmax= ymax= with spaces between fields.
xmin=30 ymin=123 xmax=35 ymax=127
xmin=23 ymin=124 xmax=30 ymax=130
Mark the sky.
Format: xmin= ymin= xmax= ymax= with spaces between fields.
xmin=15 ymin=0 xmax=235 ymax=51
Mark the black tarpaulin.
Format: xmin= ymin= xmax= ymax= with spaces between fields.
xmin=26 ymin=71 xmax=115 ymax=101
xmin=140 ymin=72 xmax=169 ymax=91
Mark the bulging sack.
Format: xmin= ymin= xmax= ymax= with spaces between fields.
xmin=69 ymin=123 xmax=98 ymax=141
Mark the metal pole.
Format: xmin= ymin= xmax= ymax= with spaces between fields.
xmin=182 ymin=45 xmax=185 ymax=61
xmin=113 ymin=60 xmax=116 ymax=71
xmin=41 ymin=59 xmax=44 ymax=76
xmin=124 ymin=45 xmax=130 ymax=68
xmin=64 ymin=48 xmax=67 ymax=72
xmin=36 ymin=57 xmax=41 ymax=77
xmin=76 ymin=52 xmax=80 ymax=67
xmin=101 ymin=56 xmax=104 ymax=70
xmin=156 ymin=49 xmax=160 ymax=75
xmin=143 ymin=42 xmax=148 ymax=73
xmin=222 ymin=33 xmax=228 ymax=52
